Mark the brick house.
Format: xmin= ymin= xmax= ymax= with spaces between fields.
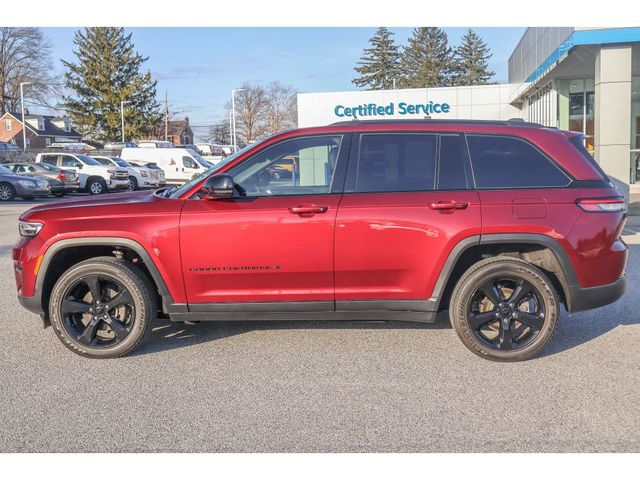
xmin=0 ymin=112 xmax=82 ymax=148
xmin=155 ymin=116 xmax=194 ymax=145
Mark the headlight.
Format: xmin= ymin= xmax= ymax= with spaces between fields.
xmin=140 ymin=170 xmax=148 ymax=177
xmin=18 ymin=221 xmax=43 ymax=237
xmin=17 ymin=180 xmax=36 ymax=188
xmin=107 ymin=169 xmax=115 ymax=174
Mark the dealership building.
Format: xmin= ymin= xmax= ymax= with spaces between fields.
xmin=297 ymin=27 xmax=640 ymax=191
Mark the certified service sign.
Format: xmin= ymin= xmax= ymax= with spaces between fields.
xmin=334 ymin=101 xmax=450 ymax=119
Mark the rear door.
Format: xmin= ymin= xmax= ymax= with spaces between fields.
xmin=334 ymin=132 xmax=481 ymax=307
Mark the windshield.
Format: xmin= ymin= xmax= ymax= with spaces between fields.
xmin=0 ymin=165 xmax=12 ymax=175
xmin=77 ymin=154 xmax=102 ymax=166
xmin=167 ymin=143 xmax=255 ymax=198
xmin=94 ymin=157 xmax=113 ymax=166
xmin=114 ymin=159 xmax=132 ymax=168
xmin=39 ymin=163 xmax=57 ymax=171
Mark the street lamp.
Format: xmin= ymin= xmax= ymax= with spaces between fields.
xmin=228 ymin=111 xmax=233 ymax=147
xmin=231 ymin=88 xmax=245 ymax=152
xmin=120 ymin=100 xmax=131 ymax=142
xmin=20 ymin=82 xmax=32 ymax=151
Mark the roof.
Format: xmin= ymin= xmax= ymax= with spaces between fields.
xmin=330 ymin=119 xmax=545 ymax=128
xmin=156 ymin=117 xmax=192 ymax=137
xmin=2 ymin=112 xmax=82 ymax=138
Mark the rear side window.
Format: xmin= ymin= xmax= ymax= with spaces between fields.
xmin=568 ymin=135 xmax=608 ymax=180
xmin=438 ymin=134 xmax=469 ymax=190
xmin=356 ymin=133 xmax=437 ymax=193
xmin=467 ymin=134 xmax=570 ymax=189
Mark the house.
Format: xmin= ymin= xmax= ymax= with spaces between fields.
xmin=155 ymin=116 xmax=194 ymax=145
xmin=0 ymin=112 xmax=82 ymax=148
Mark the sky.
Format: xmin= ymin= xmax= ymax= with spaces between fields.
xmin=41 ymin=27 xmax=526 ymax=137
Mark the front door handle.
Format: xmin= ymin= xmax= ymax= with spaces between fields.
xmin=288 ymin=204 xmax=329 ymax=216
xmin=428 ymin=200 xmax=469 ymax=211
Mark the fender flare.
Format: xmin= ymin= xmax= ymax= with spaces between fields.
xmin=431 ymin=233 xmax=578 ymax=311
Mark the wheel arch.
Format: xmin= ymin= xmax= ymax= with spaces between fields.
xmin=36 ymin=237 xmax=181 ymax=318
xmin=434 ymin=234 xmax=578 ymax=312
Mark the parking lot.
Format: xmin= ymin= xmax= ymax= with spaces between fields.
xmin=0 ymin=199 xmax=638 ymax=453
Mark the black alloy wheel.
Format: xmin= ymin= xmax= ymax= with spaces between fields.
xmin=49 ymin=257 xmax=156 ymax=358
xmin=450 ymin=257 xmax=559 ymax=362
xmin=60 ymin=274 xmax=134 ymax=348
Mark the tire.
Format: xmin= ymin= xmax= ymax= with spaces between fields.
xmin=87 ymin=178 xmax=107 ymax=195
xmin=0 ymin=182 xmax=16 ymax=201
xmin=127 ymin=176 xmax=138 ymax=191
xmin=449 ymin=257 xmax=560 ymax=362
xmin=53 ymin=192 xmax=65 ymax=197
xmin=48 ymin=256 xmax=157 ymax=359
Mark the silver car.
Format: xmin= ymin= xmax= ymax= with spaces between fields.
xmin=0 ymin=164 xmax=50 ymax=201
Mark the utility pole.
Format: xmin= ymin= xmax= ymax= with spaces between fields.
xmin=20 ymin=82 xmax=32 ymax=150
xmin=164 ymin=91 xmax=169 ymax=141
xmin=120 ymin=100 xmax=131 ymax=143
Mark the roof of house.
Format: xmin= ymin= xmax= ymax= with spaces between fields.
xmin=2 ymin=112 xmax=82 ymax=138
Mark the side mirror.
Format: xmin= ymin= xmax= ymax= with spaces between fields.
xmin=76 ymin=163 xmax=83 ymax=169
xmin=200 ymin=173 xmax=234 ymax=200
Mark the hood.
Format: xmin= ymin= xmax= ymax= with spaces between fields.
xmin=21 ymin=190 xmax=155 ymax=218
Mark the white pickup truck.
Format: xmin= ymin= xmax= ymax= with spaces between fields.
xmin=36 ymin=152 xmax=129 ymax=195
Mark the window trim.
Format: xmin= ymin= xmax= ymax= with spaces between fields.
xmin=224 ymin=133 xmax=349 ymax=199
xmin=465 ymin=133 xmax=573 ymax=190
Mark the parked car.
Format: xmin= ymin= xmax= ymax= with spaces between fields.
xmin=120 ymin=147 xmax=206 ymax=184
xmin=91 ymin=156 xmax=160 ymax=191
xmin=44 ymin=143 xmax=95 ymax=154
xmin=14 ymin=119 xmax=628 ymax=360
xmin=176 ymin=144 xmax=205 ymax=156
xmin=103 ymin=142 xmax=137 ymax=151
xmin=0 ymin=164 xmax=50 ymax=201
xmin=5 ymin=162 xmax=80 ymax=197
xmin=219 ymin=145 xmax=234 ymax=155
xmin=0 ymin=141 xmax=25 ymax=162
xmin=196 ymin=143 xmax=226 ymax=163
xmin=35 ymin=152 xmax=129 ymax=194
xmin=127 ymin=161 xmax=166 ymax=186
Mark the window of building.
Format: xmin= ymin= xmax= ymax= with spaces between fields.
xmin=229 ymin=135 xmax=342 ymax=197
xmin=467 ymin=134 xmax=570 ymax=189
xmin=557 ymin=78 xmax=595 ymax=154
xmin=45 ymin=138 xmax=51 ymax=146
xmin=355 ymin=133 xmax=437 ymax=193
xmin=4 ymin=119 xmax=12 ymax=132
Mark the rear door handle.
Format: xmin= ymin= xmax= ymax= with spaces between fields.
xmin=288 ymin=204 xmax=329 ymax=216
xmin=428 ymin=200 xmax=469 ymax=211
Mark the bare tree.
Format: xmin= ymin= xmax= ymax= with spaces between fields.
xmin=0 ymin=28 xmax=55 ymax=114
xmin=231 ymin=82 xmax=268 ymax=146
xmin=264 ymin=81 xmax=297 ymax=135
xmin=206 ymin=120 xmax=231 ymax=145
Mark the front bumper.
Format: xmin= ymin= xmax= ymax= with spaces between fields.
xmin=569 ymin=276 xmax=626 ymax=312
xmin=107 ymin=178 xmax=129 ymax=190
xmin=18 ymin=293 xmax=44 ymax=316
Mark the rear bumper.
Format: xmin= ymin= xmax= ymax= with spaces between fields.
xmin=569 ymin=276 xmax=626 ymax=313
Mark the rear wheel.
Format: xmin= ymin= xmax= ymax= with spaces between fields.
xmin=449 ymin=257 xmax=559 ymax=362
xmin=0 ymin=183 xmax=16 ymax=201
xmin=53 ymin=192 xmax=65 ymax=197
xmin=49 ymin=257 xmax=156 ymax=358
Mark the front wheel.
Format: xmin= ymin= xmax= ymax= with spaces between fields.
xmin=49 ymin=257 xmax=156 ymax=358
xmin=127 ymin=176 xmax=138 ymax=191
xmin=449 ymin=257 xmax=560 ymax=362
xmin=87 ymin=178 xmax=107 ymax=195
xmin=0 ymin=183 xmax=16 ymax=201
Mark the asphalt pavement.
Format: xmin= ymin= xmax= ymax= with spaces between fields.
xmin=0 ymin=198 xmax=638 ymax=452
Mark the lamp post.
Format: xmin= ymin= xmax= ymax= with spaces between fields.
xmin=231 ymin=88 xmax=245 ymax=153
xmin=229 ymin=111 xmax=233 ymax=147
xmin=120 ymin=100 xmax=131 ymax=142
xmin=20 ymin=82 xmax=32 ymax=150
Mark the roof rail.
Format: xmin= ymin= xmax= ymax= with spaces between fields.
xmin=328 ymin=118 xmax=545 ymax=128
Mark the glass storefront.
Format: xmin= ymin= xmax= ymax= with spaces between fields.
xmin=557 ymin=78 xmax=595 ymax=154
xmin=632 ymin=76 xmax=640 ymax=183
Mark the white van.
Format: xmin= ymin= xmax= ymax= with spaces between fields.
xmin=120 ymin=147 xmax=208 ymax=184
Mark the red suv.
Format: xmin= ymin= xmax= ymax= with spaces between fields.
xmin=13 ymin=120 xmax=628 ymax=361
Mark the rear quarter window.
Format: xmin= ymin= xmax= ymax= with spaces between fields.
xmin=467 ymin=134 xmax=570 ymax=189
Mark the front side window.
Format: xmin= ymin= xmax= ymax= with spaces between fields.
xmin=61 ymin=155 xmax=80 ymax=167
xmin=228 ymin=135 xmax=342 ymax=197
xmin=467 ymin=134 xmax=570 ymax=189
xmin=182 ymin=156 xmax=199 ymax=169
xmin=41 ymin=155 xmax=58 ymax=166
xmin=355 ymin=133 xmax=437 ymax=193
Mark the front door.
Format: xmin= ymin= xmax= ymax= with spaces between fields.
xmin=180 ymin=134 xmax=349 ymax=306
xmin=334 ymin=132 xmax=481 ymax=306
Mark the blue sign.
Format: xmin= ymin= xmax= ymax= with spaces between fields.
xmin=334 ymin=101 xmax=450 ymax=118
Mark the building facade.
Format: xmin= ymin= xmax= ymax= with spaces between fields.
xmin=0 ymin=112 xmax=82 ymax=148
xmin=297 ymin=27 xmax=640 ymax=191
xmin=155 ymin=117 xmax=194 ymax=145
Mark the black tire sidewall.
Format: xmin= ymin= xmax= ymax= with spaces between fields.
xmin=48 ymin=258 xmax=155 ymax=358
xmin=450 ymin=258 xmax=559 ymax=362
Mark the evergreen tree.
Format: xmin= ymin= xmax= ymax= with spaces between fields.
xmin=399 ymin=27 xmax=453 ymax=88
xmin=61 ymin=28 xmax=161 ymax=141
xmin=452 ymin=29 xmax=496 ymax=86
xmin=353 ymin=28 xmax=401 ymax=90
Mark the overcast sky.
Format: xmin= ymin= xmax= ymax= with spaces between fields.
xmin=41 ymin=27 xmax=526 ymax=135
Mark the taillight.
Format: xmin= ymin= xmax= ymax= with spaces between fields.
xmin=576 ymin=197 xmax=627 ymax=213
xmin=57 ymin=172 xmax=65 ymax=180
